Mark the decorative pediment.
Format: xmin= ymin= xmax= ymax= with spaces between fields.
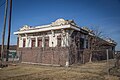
xmin=51 ymin=18 xmax=68 ymax=26
xmin=19 ymin=25 xmax=31 ymax=31
xmin=51 ymin=18 xmax=77 ymax=27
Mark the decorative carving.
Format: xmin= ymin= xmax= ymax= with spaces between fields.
xmin=51 ymin=18 xmax=68 ymax=26
xmin=51 ymin=18 xmax=77 ymax=26
xmin=19 ymin=25 xmax=31 ymax=31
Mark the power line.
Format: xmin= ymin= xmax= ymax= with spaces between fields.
xmin=0 ymin=1 xmax=6 ymax=15
xmin=0 ymin=1 xmax=5 ymax=8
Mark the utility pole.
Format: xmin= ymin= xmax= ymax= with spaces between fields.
xmin=106 ymin=49 xmax=109 ymax=79
xmin=6 ymin=0 xmax=12 ymax=61
xmin=1 ymin=0 xmax=8 ymax=61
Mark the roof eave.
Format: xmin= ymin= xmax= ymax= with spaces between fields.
xmin=14 ymin=24 xmax=80 ymax=35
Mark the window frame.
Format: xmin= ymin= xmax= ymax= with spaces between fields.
xmin=23 ymin=38 xmax=26 ymax=47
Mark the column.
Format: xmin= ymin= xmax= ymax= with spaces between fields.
xmin=35 ymin=37 xmax=38 ymax=47
xmin=84 ymin=35 xmax=86 ymax=49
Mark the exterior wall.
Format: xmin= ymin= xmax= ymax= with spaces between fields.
xmin=18 ymin=30 xmax=69 ymax=48
xmin=17 ymin=47 xmax=68 ymax=66
xmin=17 ymin=30 xmax=71 ymax=66
xmin=68 ymin=31 xmax=88 ymax=64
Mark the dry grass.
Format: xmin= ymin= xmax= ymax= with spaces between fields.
xmin=0 ymin=59 xmax=119 ymax=80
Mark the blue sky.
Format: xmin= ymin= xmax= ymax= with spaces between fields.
xmin=0 ymin=0 xmax=120 ymax=50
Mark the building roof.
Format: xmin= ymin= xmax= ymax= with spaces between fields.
xmin=14 ymin=18 xmax=80 ymax=35
xmin=13 ymin=18 xmax=117 ymax=46
xmin=81 ymin=27 xmax=117 ymax=46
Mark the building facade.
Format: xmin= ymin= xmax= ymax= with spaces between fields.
xmin=14 ymin=19 xmax=116 ymax=66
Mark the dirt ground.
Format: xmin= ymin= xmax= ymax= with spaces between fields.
xmin=0 ymin=59 xmax=119 ymax=80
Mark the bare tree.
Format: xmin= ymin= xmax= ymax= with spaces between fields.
xmin=88 ymin=26 xmax=104 ymax=62
xmin=114 ymin=52 xmax=120 ymax=68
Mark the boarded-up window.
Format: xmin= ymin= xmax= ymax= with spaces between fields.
xmin=45 ymin=37 xmax=49 ymax=47
xmin=31 ymin=39 xmax=35 ymax=47
xmin=38 ymin=38 xmax=42 ymax=47
xmin=57 ymin=35 xmax=61 ymax=47
xmin=23 ymin=38 xmax=26 ymax=47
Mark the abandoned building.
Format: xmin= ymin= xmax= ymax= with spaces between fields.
xmin=14 ymin=18 xmax=116 ymax=66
